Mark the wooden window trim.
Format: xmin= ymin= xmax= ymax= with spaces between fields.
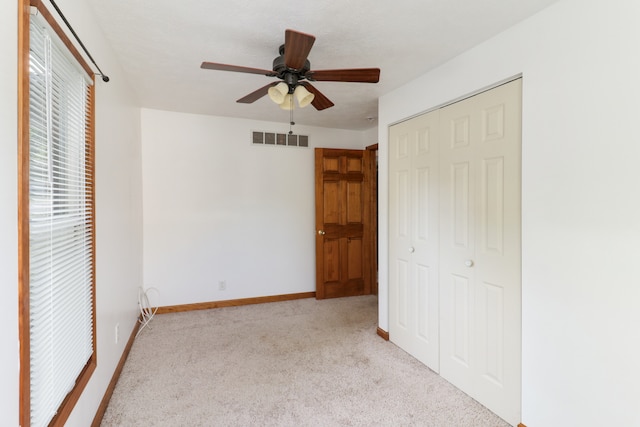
xmin=18 ymin=0 xmax=97 ymax=425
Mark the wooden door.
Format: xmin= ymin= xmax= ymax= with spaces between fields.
xmin=439 ymin=79 xmax=521 ymax=425
xmin=315 ymin=148 xmax=371 ymax=299
xmin=389 ymin=110 xmax=441 ymax=371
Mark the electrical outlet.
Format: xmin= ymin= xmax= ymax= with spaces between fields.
xmin=218 ymin=280 xmax=227 ymax=291
xmin=115 ymin=323 xmax=120 ymax=344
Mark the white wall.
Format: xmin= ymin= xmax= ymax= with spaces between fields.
xmin=141 ymin=109 xmax=371 ymax=306
xmin=378 ymin=0 xmax=640 ymax=425
xmin=0 ymin=0 xmax=19 ymax=423
xmin=361 ymin=126 xmax=379 ymax=146
xmin=0 ymin=1 xmax=144 ymax=425
xmin=59 ymin=0 xmax=144 ymax=424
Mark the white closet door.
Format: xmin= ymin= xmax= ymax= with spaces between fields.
xmin=389 ymin=110 xmax=440 ymax=371
xmin=439 ymin=79 xmax=522 ymax=425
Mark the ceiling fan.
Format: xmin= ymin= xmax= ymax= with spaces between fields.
xmin=200 ymin=29 xmax=380 ymax=111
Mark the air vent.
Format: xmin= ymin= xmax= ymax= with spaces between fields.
xmin=252 ymin=131 xmax=309 ymax=148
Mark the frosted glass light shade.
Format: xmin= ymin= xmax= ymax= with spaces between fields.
xmin=294 ymin=85 xmax=315 ymax=108
xmin=268 ymin=82 xmax=289 ymax=105
xmin=279 ymin=94 xmax=294 ymax=110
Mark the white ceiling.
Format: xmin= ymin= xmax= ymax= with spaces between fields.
xmin=87 ymin=0 xmax=559 ymax=130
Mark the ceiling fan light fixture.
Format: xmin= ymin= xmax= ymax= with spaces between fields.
xmin=294 ymin=85 xmax=315 ymax=108
xmin=202 ymin=29 xmax=380 ymax=112
xmin=268 ymin=82 xmax=289 ymax=105
xmin=279 ymin=93 xmax=294 ymax=110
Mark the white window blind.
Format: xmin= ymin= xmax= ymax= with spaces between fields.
xmin=29 ymin=12 xmax=94 ymax=427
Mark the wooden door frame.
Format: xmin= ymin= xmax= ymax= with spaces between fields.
xmin=365 ymin=144 xmax=378 ymax=295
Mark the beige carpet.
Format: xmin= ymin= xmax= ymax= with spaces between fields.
xmin=101 ymin=295 xmax=510 ymax=426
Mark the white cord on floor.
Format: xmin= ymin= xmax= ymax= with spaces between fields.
xmin=136 ymin=286 xmax=159 ymax=338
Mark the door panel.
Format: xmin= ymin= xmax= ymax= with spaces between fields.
xmin=323 ymin=181 xmax=340 ymax=224
xmin=481 ymin=157 xmax=505 ymax=254
xmin=396 ymin=170 xmax=410 ymax=238
xmin=347 ymin=238 xmax=363 ymax=279
xmin=323 ymin=239 xmax=340 ymax=282
xmin=396 ymin=258 xmax=409 ymax=328
xmin=452 ymin=161 xmax=471 ymax=248
xmin=389 ymin=110 xmax=440 ymax=372
xmin=478 ymin=280 xmax=504 ymax=385
xmin=416 ymin=167 xmax=430 ymax=240
xmin=315 ymin=148 xmax=370 ymax=299
xmin=452 ymin=273 xmax=470 ymax=366
xmin=347 ymin=181 xmax=363 ymax=223
xmin=439 ymin=79 xmax=521 ymax=425
xmin=415 ymin=263 xmax=431 ymax=341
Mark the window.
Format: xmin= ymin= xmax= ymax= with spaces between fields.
xmin=18 ymin=1 xmax=96 ymax=426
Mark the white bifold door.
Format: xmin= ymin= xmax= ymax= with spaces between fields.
xmin=389 ymin=109 xmax=441 ymax=370
xmin=389 ymin=79 xmax=522 ymax=426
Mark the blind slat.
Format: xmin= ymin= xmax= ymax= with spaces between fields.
xmin=28 ymin=13 xmax=94 ymax=427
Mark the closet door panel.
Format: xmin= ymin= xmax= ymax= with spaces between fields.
xmin=389 ymin=110 xmax=440 ymax=371
xmin=473 ymin=81 xmax=522 ymax=425
xmin=412 ymin=114 xmax=440 ymax=369
xmin=389 ymin=126 xmax=413 ymax=340
xmin=439 ymin=80 xmax=522 ymax=426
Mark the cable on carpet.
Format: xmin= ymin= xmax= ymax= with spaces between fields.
xmin=136 ymin=286 xmax=159 ymax=337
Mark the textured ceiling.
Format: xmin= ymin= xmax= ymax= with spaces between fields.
xmin=87 ymin=0 xmax=559 ymax=130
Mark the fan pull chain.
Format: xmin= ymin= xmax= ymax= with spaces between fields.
xmin=289 ymin=95 xmax=295 ymax=135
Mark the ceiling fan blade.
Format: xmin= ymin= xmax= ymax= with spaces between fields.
xmin=301 ymin=82 xmax=334 ymax=110
xmin=201 ymin=62 xmax=277 ymax=77
xmin=236 ymin=83 xmax=277 ymax=104
xmin=305 ymin=68 xmax=380 ymax=83
xmin=284 ymin=29 xmax=316 ymax=70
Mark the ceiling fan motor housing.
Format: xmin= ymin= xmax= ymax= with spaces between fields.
xmin=273 ymin=45 xmax=311 ymax=92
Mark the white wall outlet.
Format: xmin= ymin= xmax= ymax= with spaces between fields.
xmin=218 ymin=280 xmax=226 ymax=291
xmin=115 ymin=323 xmax=120 ymax=344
